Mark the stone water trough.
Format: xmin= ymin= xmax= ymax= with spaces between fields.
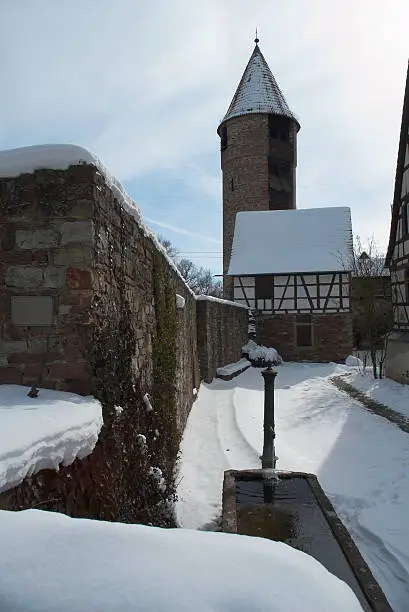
xmin=222 ymin=469 xmax=392 ymax=612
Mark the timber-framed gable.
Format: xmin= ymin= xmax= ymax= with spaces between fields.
xmin=385 ymin=61 xmax=409 ymax=382
xmin=386 ymin=62 xmax=409 ymax=333
xmin=233 ymin=272 xmax=351 ymax=314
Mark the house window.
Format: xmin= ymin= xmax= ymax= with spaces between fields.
xmin=296 ymin=315 xmax=313 ymax=347
xmin=255 ymin=275 xmax=273 ymax=299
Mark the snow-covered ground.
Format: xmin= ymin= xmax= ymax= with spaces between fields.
xmin=0 ymin=508 xmax=362 ymax=611
xmin=0 ymin=385 xmax=102 ymax=493
xmin=177 ymin=363 xmax=409 ymax=611
xmin=344 ymin=368 xmax=409 ymax=420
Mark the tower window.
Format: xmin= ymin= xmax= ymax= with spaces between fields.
xmin=268 ymin=116 xmax=290 ymax=141
xmin=269 ymin=159 xmax=292 ymax=194
xmin=231 ymin=178 xmax=234 ymax=191
xmin=220 ymin=126 xmax=228 ymax=151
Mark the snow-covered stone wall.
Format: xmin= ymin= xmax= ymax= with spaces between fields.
xmin=197 ymin=296 xmax=248 ymax=382
xmin=0 ymin=152 xmax=248 ymax=522
xmin=0 ymin=164 xmax=95 ymax=392
xmin=0 ymin=159 xmax=201 ymax=523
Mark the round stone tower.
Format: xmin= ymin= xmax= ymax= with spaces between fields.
xmin=218 ymin=40 xmax=300 ymax=299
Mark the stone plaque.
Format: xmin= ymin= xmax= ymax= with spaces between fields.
xmin=11 ymin=296 xmax=54 ymax=326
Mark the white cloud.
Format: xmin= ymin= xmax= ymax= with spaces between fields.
xmin=0 ymin=0 xmax=408 ymax=255
xmin=145 ymin=217 xmax=221 ymax=244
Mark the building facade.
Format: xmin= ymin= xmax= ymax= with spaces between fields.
xmin=228 ymin=208 xmax=353 ymax=362
xmin=385 ymin=62 xmax=409 ymax=382
xmin=218 ymin=41 xmax=300 ymax=301
xmin=219 ymin=41 xmax=353 ymax=362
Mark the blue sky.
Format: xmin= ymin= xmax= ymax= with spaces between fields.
xmin=1 ymin=0 xmax=408 ymax=274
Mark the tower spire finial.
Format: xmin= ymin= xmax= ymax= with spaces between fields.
xmin=255 ymin=28 xmax=259 ymax=45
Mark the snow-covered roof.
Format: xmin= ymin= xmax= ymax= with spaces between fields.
xmin=0 ymin=509 xmax=363 ymax=611
xmin=219 ymin=44 xmax=299 ymax=129
xmin=228 ymin=207 xmax=353 ymax=276
xmin=0 ymin=385 xmax=102 ymax=493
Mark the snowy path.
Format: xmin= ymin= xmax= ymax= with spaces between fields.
xmin=177 ymin=363 xmax=409 ymax=611
xmin=176 ymin=382 xmax=259 ymax=530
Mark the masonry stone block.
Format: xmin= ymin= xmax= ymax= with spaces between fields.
xmin=43 ymin=267 xmax=66 ymax=289
xmin=58 ymin=304 xmax=72 ymax=315
xmin=53 ymin=246 xmax=92 ymax=266
xmin=27 ymin=339 xmax=47 ymax=353
xmin=66 ymin=268 xmax=92 ymax=290
xmin=6 ymin=267 xmax=43 ymax=289
xmin=15 ymin=229 xmax=59 ymax=250
xmin=0 ymin=367 xmax=22 ymax=384
xmin=61 ymin=221 xmax=93 ymax=245
xmin=0 ymin=340 xmax=27 ymax=354
xmin=0 ymin=223 xmax=15 ymax=251
xmin=11 ymin=296 xmax=54 ymax=326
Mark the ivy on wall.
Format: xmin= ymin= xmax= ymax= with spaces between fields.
xmin=151 ymin=251 xmax=179 ymax=497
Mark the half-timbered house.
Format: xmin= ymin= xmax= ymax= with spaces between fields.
xmin=229 ymin=207 xmax=354 ymax=362
xmin=385 ymin=62 xmax=409 ymax=382
xmin=219 ymin=38 xmax=354 ymax=361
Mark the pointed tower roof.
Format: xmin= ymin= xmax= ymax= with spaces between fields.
xmin=219 ymin=42 xmax=299 ymax=131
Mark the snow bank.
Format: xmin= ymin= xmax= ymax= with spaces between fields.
xmin=216 ymin=358 xmax=250 ymax=377
xmin=176 ymin=294 xmax=186 ymax=309
xmin=196 ymin=294 xmax=249 ymax=309
xmin=242 ymin=339 xmax=258 ymax=353
xmin=0 ymin=509 xmax=362 ymax=611
xmin=345 ymin=355 xmax=364 ymax=367
xmin=0 ymin=385 xmax=102 ymax=493
xmin=0 ymin=144 xmax=95 ymax=177
xmin=345 ymin=369 xmax=409 ymax=420
xmin=243 ymin=340 xmax=282 ymax=366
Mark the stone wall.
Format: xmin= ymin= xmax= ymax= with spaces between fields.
xmin=196 ymin=297 xmax=249 ymax=383
xmin=0 ymin=162 xmax=248 ymax=522
xmin=257 ymin=313 xmax=353 ymax=363
xmin=0 ymin=166 xmax=95 ymax=392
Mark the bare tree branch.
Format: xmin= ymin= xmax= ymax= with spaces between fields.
xmin=340 ymin=235 xmax=393 ymax=378
xmin=156 ymin=236 xmax=222 ymax=297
